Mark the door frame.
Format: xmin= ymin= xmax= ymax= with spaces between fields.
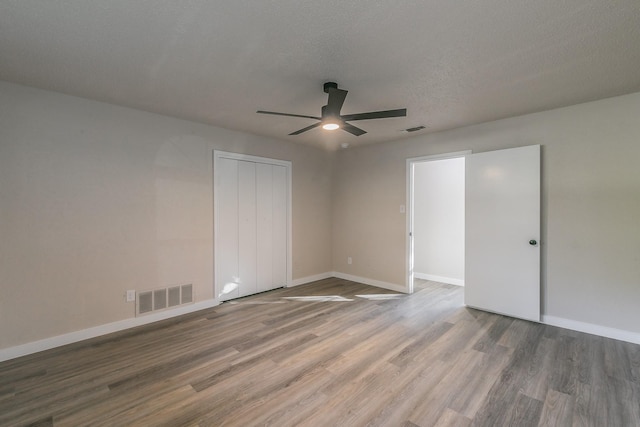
xmin=406 ymin=151 xmax=471 ymax=293
xmin=213 ymin=150 xmax=292 ymax=301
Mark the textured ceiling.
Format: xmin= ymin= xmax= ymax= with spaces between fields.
xmin=1 ymin=1 xmax=640 ymax=150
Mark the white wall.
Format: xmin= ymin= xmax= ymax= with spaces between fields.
xmin=333 ymin=91 xmax=640 ymax=338
xmin=413 ymin=158 xmax=465 ymax=285
xmin=0 ymin=81 xmax=333 ymax=351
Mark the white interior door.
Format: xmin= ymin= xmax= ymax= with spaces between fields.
xmin=465 ymin=145 xmax=540 ymax=321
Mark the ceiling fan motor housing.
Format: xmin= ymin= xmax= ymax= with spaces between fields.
xmin=323 ymin=82 xmax=338 ymax=93
xmin=321 ymin=105 xmax=339 ymax=120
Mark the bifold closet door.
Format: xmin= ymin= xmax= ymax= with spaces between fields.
xmin=257 ymin=164 xmax=287 ymax=292
xmin=217 ymin=157 xmax=240 ymax=300
xmin=238 ymin=160 xmax=257 ymax=298
xmin=256 ymin=163 xmax=273 ymax=293
xmin=217 ymin=158 xmax=287 ymax=300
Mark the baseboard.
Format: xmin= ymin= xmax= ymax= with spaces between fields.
xmin=332 ymin=271 xmax=407 ymax=293
xmin=414 ymin=272 xmax=464 ymax=287
xmin=542 ymin=315 xmax=640 ymax=345
xmin=289 ymin=272 xmax=333 ymax=287
xmin=9 ymin=284 xmax=637 ymax=362
xmin=0 ymin=299 xmax=220 ymax=363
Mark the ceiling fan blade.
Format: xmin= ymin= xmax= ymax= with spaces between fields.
xmin=341 ymin=122 xmax=367 ymax=136
xmin=326 ymin=88 xmax=348 ymax=116
xmin=257 ymin=110 xmax=321 ymax=120
xmin=289 ymin=122 xmax=322 ymax=135
xmin=341 ymin=108 xmax=407 ymax=121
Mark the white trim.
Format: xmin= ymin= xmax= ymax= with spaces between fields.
xmin=405 ymin=158 xmax=413 ymax=294
xmin=408 ymin=151 xmax=474 ymax=163
xmin=414 ymin=272 xmax=464 ymax=287
xmin=542 ymin=315 xmax=640 ymax=345
xmin=0 ymin=299 xmax=219 ymax=363
xmin=289 ymin=272 xmax=333 ymax=287
xmin=287 ymin=162 xmax=293 ymax=289
xmin=332 ymin=272 xmax=407 ymax=293
xmin=213 ymin=150 xmax=292 ymax=167
xmin=406 ymin=150 xmax=472 ymax=295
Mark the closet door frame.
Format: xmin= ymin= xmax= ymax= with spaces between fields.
xmin=213 ymin=150 xmax=292 ymax=301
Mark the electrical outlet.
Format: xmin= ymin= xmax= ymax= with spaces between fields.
xmin=126 ymin=290 xmax=136 ymax=302
xmin=347 ymin=257 xmax=352 ymax=265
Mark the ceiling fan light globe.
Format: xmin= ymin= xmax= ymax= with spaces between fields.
xmin=322 ymin=123 xmax=340 ymax=130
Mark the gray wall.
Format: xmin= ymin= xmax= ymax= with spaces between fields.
xmin=2 ymin=79 xmax=640 ymax=352
xmin=0 ymin=82 xmax=333 ymax=349
xmin=332 ymin=92 xmax=640 ymax=334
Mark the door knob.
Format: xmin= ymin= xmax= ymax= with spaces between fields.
xmin=529 ymin=240 xmax=537 ymax=246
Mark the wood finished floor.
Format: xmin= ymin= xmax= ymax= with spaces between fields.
xmin=1 ymin=278 xmax=639 ymax=427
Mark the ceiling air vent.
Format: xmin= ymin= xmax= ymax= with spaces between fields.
xmin=403 ymin=125 xmax=426 ymax=133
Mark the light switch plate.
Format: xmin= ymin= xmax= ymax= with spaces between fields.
xmin=126 ymin=290 xmax=136 ymax=302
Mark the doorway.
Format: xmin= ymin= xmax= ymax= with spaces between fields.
xmin=407 ymin=145 xmax=541 ymax=322
xmin=406 ymin=151 xmax=469 ymax=293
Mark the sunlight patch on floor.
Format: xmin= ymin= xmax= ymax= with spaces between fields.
xmin=355 ymin=294 xmax=404 ymax=300
xmin=282 ymin=295 xmax=354 ymax=302
xmin=227 ymin=300 xmax=286 ymax=305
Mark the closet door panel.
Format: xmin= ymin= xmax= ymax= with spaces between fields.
xmin=272 ymin=165 xmax=287 ymax=288
xmin=256 ymin=163 xmax=274 ymax=293
xmin=216 ymin=158 xmax=239 ymax=301
xmin=238 ymin=161 xmax=257 ymax=297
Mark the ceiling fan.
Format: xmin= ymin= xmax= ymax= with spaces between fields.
xmin=257 ymin=82 xmax=407 ymax=136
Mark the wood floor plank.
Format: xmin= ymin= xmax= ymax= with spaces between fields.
xmin=55 ymin=353 xmax=235 ymax=426
xmin=388 ymin=321 xmax=454 ymax=367
xmin=496 ymin=317 xmax=531 ymax=348
xmin=433 ymin=408 xmax=472 ymax=427
xmin=191 ymin=333 xmax=319 ymax=392
xmin=472 ymin=315 xmax=513 ymax=354
xmin=520 ymin=336 xmax=559 ymax=401
xmin=133 ymin=358 xmax=281 ymax=426
xmin=365 ymin=359 xmax=452 ymax=426
xmin=447 ymin=348 xmax=512 ymax=419
xmin=408 ymin=349 xmax=491 ymax=425
xmin=1 ymin=278 xmax=639 ymax=426
xmin=549 ymin=335 xmax=579 ymax=395
xmin=204 ymin=367 xmax=335 ymax=427
xmin=299 ymin=361 xmax=402 ymax=427
xmin=538 ymin=389 xmax=574 ymax=426
xmin=508 ymin=392 xmax=544 ymax=426
xmin=470 ymin=321 xmax=546 ymax=426
xmin=572 ymin=381 xmax=593 ymax=427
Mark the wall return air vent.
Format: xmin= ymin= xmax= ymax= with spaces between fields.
xmin=136 ymin=284 xmax=194 ymax=316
